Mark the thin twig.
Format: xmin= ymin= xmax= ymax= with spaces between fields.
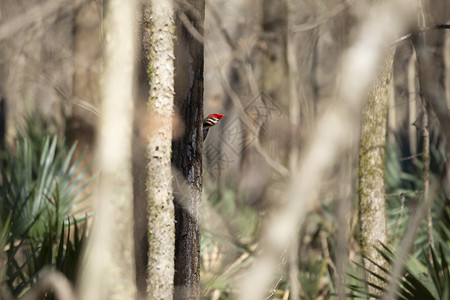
xmin=263 ymin=275 xmax=283 ymax=300
xmin=386 ymin=190 xmax=423 ymax=197
xmin=263 ymin=248 xmax=289 ymax=300
xmin=38 ymin=73 xmax=101 ymax=118
xmin=392 ymin=24 xmax=450 ymax=46
xmin=417 ymin=0 xmax=434 ymax=254
xmin=222 ymin=244 xmax=256 ymax=276
xmin=177 ymin=10 xmax=204 ymax=44
xmin=398 ymin=152 xmax=423 ymax=161
xmin=422 ymin=99 xmax=434 ymax=252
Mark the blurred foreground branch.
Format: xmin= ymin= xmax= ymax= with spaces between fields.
xmin=77 ymin=0 xmax=137 ymax=298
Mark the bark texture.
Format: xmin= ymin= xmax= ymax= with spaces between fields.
xmin=172 ymin=0 xmax=205 ymax=298
xmin=146 ymin=0 xmax=176 ymax=299
xmin=78 ymin=0 xmax=137 ymax=299
xmin=358 ymin=51 xmax=393 ymax=297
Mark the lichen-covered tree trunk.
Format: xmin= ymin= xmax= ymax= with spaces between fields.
xmin=146 ymin=0 xmax=176 ymax=299
xmin=78 ymin=0 xmax=137 ymax=299
xmin=358 ymin=51 xmax=393 ymax=297
xmin=172 ymin=0 xmax=205 ymax=298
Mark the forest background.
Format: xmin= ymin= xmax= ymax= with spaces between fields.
xmin=0 ymin=0 xmax=449 ymax=299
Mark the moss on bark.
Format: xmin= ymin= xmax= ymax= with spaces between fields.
xmin=358 ymin=51 xmax=394 ymax=297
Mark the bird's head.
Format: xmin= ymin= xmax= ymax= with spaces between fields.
xmin=204 ymin=114 xmax=224 ymax=127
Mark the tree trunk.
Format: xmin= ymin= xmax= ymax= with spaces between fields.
xmin=146 ymin=0 xmax=176 ymax=299
xmin=358 ymin=51 xmax=393 ymax=297
xmin=172 ymin=0 xmax=205 ymax=298
xmin=78 ymin=0 xmax=137 ymax=299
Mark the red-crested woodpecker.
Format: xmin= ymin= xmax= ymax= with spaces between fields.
xmin=203 ymin=114 xmax=224 ymax=141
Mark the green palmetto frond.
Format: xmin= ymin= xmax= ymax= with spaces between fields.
xmin=0 ymin=134 xmax=93 ymax=296
xmin=347 ymin=243 xmax=450 ymax=300
xmin=0 ymin=136 xmax=92 ymax=241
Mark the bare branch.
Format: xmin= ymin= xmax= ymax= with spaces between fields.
xmin=177 ymin=10 xmax=204 ymax=44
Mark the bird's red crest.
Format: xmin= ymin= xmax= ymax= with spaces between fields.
xmin=207 ymin=114 xmax=224 ymax=120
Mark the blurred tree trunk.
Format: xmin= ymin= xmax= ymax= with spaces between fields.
xmin=358 ymin=52 xmax=393 ymax=297
xmin=172 ymin=0 xmax=204 ymax=298
xmin=78 ymin=0 xmax=137 ymax=299
xmin=146 ymin=0 xmax=176 ymax=299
